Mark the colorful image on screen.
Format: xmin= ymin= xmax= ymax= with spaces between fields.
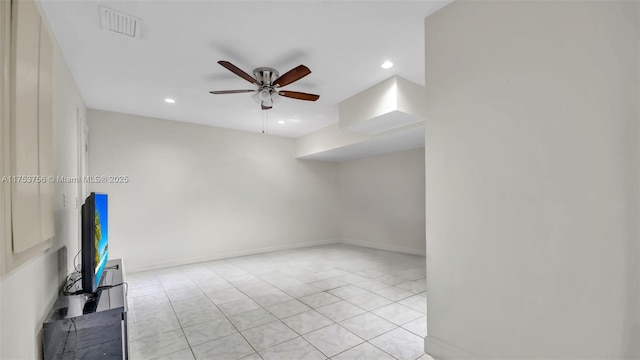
xmin=93 ymin=193 xmax=109 ymax=289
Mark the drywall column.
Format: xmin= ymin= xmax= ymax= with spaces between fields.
xmin=424 ymin=1 xmax=639 ymax=359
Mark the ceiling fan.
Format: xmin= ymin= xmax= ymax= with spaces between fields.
xmin=209 ymin=61 xmax=320 ymax=110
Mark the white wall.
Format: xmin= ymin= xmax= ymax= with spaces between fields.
xmin=626 ymin=3 xmax=640 ymax=357
xmin=424 ymin=1 xmax=639 ymax=359
xmin=0 ymin=1 xmax=7 ymax=356
xmin=625 ymin=3 xmax=640 ymax=357
xmin=87 ymin=110 xmax=341 ymax=272
xmin=339 ymin=149 xmax=425 ymax=254
xmin=1 ymin=250 xmax=59 ymax=360
xmin=1 ymin=27 xmax=87 ymax=360
xmin=53 ymin=41 xmax=87 ymax=275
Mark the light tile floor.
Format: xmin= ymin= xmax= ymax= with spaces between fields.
xmin=127 ymin=244 xmax=433 ymax=360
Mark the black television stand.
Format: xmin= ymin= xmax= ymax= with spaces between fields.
xmin=42 ymin=259 xmax=128 ymax=359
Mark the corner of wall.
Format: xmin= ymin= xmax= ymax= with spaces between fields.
xmin=340 ymin=238 xmax=426 ymax=256
xmin=424 ymin=336 xmax=476 ymax=360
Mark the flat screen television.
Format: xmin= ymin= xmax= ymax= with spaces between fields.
xmin=81 ymin=192 xmax=109 ymax=294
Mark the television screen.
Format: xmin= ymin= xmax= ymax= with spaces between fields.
xmin=82 ymin=193 xmax=109 ymax=293
xmin=93 ymin=193 xmax=109 ymax=289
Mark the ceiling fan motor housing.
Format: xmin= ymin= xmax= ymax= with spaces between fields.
xmin=252 ymin=67 xmax=281 ymax=109
xmin=254 ymin=67 xmax=279 ymax=86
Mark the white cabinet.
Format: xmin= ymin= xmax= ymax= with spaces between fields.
xmin=7 ymin=0 xmax=54 ymax=254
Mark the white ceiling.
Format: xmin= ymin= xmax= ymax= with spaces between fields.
xmin=40 ymin=0 xmax=449 ymax=138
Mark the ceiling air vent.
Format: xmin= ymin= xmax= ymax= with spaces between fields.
xmin=100 ymin=7 xmax=141 ymax=38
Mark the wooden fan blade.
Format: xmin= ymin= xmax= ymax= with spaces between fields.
xmin=209 ymin=90 xmax=255 ymax=94
xmin=278 ymin=91 xmax=320 ymax=101
xmin=218 ymin=60 xmax=257 ymax=84
xmin=274 ymin=65 xmax=311 ymax=87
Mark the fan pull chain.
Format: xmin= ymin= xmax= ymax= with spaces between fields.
xmin=262 ymin=110 xmax=268 ymax=134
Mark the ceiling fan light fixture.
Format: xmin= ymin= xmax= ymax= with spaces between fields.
xmin=259 ymin=89 xmax=271 ymax=101
xmin=271 ymin=91 xmax=281 ymax=104
xmin=253 ymin=88 xmax=273 ymax=105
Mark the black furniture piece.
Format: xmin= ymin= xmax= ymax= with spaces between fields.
xmin=43 ymin=259 xmax=128 ymax=360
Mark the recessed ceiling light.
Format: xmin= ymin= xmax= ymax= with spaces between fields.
xmin=277 ymin=120 xmax=286 ymax=125
xmin=381 ymin=60 xmax=394 ymax=69
xmin=164 ymin=98 xmax=176 ymax=104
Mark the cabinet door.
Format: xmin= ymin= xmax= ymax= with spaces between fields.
xmin=38 ymin=17 xmax=54 ymax=241
xmin=11 ymin=0 xmax=42 ymax=253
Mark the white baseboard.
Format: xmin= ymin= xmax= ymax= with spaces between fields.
xmin=127 ymin=238 xmax=426 ymax=273
xmin=339 ymin=238 xmax=426 ymax=256
xmin=127 ymin=239 xmax=341 ymax=273
xmin=424 ymin=336 xmax=476 ymax=360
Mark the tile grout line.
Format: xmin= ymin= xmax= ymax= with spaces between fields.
xmin=160 ymin=271 xmax=199 ymax=360
xmin=179 ymin=263 xmax=264 ymax=359
xmin=324 ymin=290 xmax=416 ymax=360
xmin=205 ymin=266 xmax=329 ymax=358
